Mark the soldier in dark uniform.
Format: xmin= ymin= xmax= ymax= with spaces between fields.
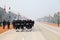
xmin=25 ymin=20 xmax=34 ymax=31
xmin=12 ymin=20 xmax=20 ymax=29
xmin=3 ymin=20 xmax=6 ymax=29
xmin=31 ymin=20 xmax=34 ymax=27
xmin=7 ymin=20 xmax=10 ymax=29
xmin=16 ymin=20 xmax=20 ymax=29
xmin=20 ymin=20 xmax=25 ymax=30
xmin=20 ymin=20 xmax=26 ymax=31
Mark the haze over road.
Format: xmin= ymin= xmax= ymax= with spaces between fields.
xmin=0 ymin=21 xmax=60 ymax=40
xmin=0 ymin=0 xmax=60 ymax=20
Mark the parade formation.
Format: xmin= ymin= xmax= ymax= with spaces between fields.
xmin=0 ymin=6 xmax=35 ymax=32
xmin=2 ymin=19 xmax=34 ymax=32
xmin=12 ymin=19 xmax=34 ymax=32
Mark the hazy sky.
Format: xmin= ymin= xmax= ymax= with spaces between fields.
xmin=0 ymin=0 xmax=60 ymax=20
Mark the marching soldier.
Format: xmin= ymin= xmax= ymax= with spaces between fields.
xmin=25 ymin=20 xmax=34 ymax=31
xmin=12 ymin=19 xmax=34 ymax=32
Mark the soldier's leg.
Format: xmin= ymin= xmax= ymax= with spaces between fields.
xmin=8 ymin=24 xmax=10 ymax=29
xmin=16 ymin=27 xmax=19 ymax=32
xmin=14 ymin=25 xmax=17 ymax=29
xmin=3 ymin=25 xmax=5 ymax=29
xmin=21 ymin=26 xmax=23 ymax=29
xmin=16 ymin=26 xmax=17 ymax=29
xmin=18 ymin=25 xmax=20 ymax=29
xmin=20 ymin=26 xmax=24 ymax=32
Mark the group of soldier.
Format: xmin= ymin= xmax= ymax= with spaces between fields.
xmin=12 ymin=20 xmax=34 ymax=32
xmin=2 ymin=19 xmax=34 ymax=32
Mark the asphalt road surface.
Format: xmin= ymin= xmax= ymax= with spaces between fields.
xmin=0 ymin=21 xmax=60 ymax=40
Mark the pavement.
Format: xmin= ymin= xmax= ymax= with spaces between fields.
xmin=0 ymin=29 xmax=46 ymax=40
xmin=37 ymin=22 xmax=60 ymax=40
xmin=0 ymin=21 xmax=60 ymax=40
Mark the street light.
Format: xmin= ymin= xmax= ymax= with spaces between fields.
xmin=18 ymin=13 xmax=20 ymax=20
xmin=57 ymin=12 xmax=59 ymax=27
xmin=8 ymin=7 xmax=11 ymax=22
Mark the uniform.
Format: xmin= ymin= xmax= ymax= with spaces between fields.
xmin=12 ymin=19 xmax=34 ymax=32
xmin=7 ymin=21 xmax=10 ymax=29
xmin=3 ymin=20 xmax=6 ymax=29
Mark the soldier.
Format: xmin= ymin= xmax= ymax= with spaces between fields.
xmin=14 ymin=20 xmax=21 ymax=32
xmin=20 ymin=20 xmax=26 ymax=31
xmin=7 ymin=20 xmax=10 ymax=29
xmin=26 ymin=20 xmax=34 ymax=31
xmin=31 ymin=20 xmax=34 ymax=27
xmin=3 ymin=20 xmax=6 ymax=29
xmin=16 ymin=20 xmax=20 ymax=29
xmin=12 ymin=20 xmax=20 ymax=30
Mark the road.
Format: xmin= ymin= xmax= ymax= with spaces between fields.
xmin=0 ymin=21 xmax=60 ymax=40
xmin=36 ymin=22 xmax=60 ymax=40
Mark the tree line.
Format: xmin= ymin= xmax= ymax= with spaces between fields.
xmin=0 ymin=7 xmax=20 ymax=26
xmin=38 ymin=12 xmax=60 ymax=25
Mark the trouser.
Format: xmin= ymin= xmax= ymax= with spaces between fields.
xmin=15 ymin=25 xmax=20 ymax=29
xmin=8 ymin=24 xmax=10 ymax=29
xmin=26 ymin=25 xmax=32 ymax=29
xmin=3 ymin=25 xmax=5 ymax=29
xmin=21 ymin=26 xmax=24 ymax=29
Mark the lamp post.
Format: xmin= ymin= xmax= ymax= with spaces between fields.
xmin=18 ymin=13 xmax=20 ymax=20
xmin=8 ymin=7 xmax=11 ymax=22
xmin=57 ymin=12 xmax=59 ymax=27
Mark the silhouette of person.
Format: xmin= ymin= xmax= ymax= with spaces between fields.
xmin=3 ymin=20 xmax=6 ymax=29
xmin=7 ymin=20 xmax=10 ymax=29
